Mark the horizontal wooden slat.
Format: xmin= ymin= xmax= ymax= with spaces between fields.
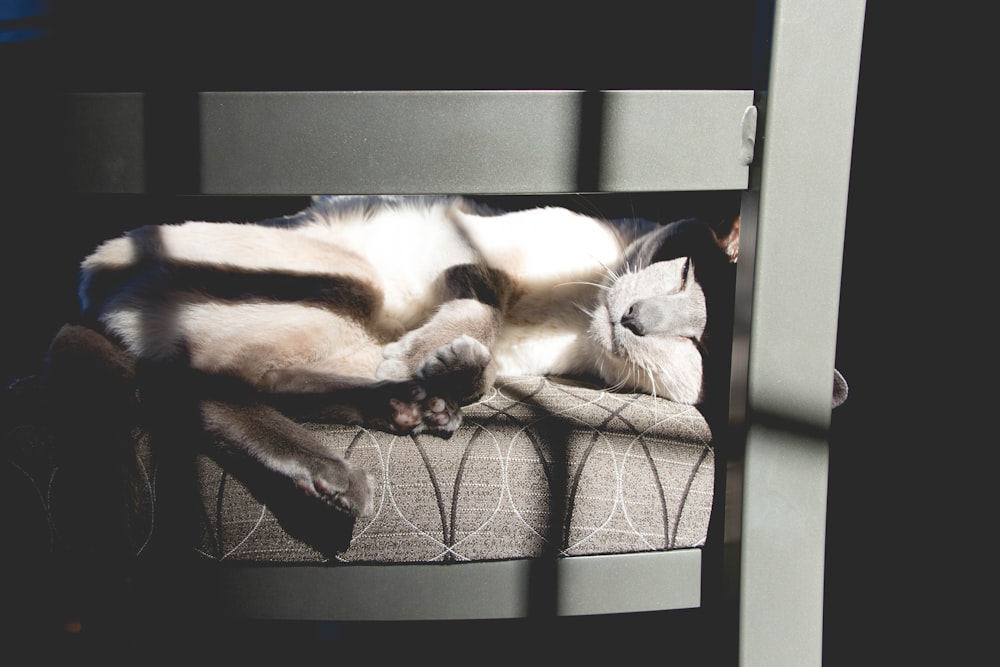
xmin=190 ymin=550 xmax=702 ymax=621
xmin=63 ymin=90 xmax=753 ymax=195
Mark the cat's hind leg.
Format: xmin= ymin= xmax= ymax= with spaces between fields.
xmin=199 ymin=399 xmax=374 ymax=517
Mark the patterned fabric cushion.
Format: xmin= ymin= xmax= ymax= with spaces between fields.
xmin=3 ymin=374 xmax=714 ymax=565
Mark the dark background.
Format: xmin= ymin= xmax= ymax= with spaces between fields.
xmin=1 ymin=1 xmax=978 ymax=662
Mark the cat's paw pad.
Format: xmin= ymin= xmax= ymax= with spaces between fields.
xmin=294 ymin=459 xmax=374 ymax=518
xmin=387 ymin=382 xmax=461 ymax=435
xmin=417 ymin=335 xmax=491 ymax=380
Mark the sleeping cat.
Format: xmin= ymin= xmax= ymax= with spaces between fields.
xmin=70 ymin=195 xmax=739 ymax=519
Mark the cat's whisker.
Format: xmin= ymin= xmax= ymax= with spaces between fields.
xmin=599 ymin=259 xmax=621 ymax=279
xmin=555 ymin=280 xmax=610 ymax=292
xmin=640 ymin=364 xmax=659 ymax=420
xmin=570 ymin=193 xmax=607 ymax=222
xmin=617 ymin=365 xmax=637 ymax=393
xmin=601 ymin=361 xmax=627 ymax=393
xmin=588 ymin=253 xmax=615 ymax=276
xmin=589 ymin=255 xmax=620 ymax=283
xmin=603 ymin=364 xmax=617 ymax=387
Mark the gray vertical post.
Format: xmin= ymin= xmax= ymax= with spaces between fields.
xmin=737 ymin=1 xmax=866 ymax=665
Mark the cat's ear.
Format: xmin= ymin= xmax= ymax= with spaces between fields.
xmin=713 ymin=216 xmax=740 ymax=263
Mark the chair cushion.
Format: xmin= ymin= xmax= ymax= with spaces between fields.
xmin=3 ymin=374 xmax=714 ymax=565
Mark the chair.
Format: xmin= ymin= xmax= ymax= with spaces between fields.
xmin=1 ymin=1 xmax=866 ymax=663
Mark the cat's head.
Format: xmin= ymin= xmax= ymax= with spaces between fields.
xmin=588 ymin=217 xmax=739 ymax=405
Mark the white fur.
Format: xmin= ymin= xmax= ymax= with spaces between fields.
xmin=455 ymin=206 xmax=626 ymax=284
xmin=299 ymin=201 xmax=480 ymax=327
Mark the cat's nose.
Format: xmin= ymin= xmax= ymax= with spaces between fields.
xmin=621 ymin=305 xmax=645 ymax=336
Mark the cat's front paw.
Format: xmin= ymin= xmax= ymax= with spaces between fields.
xmin=417 ymin=335 xmax=493 ymax=403
xmin=417 ymin=334 xmax=490 ymax=377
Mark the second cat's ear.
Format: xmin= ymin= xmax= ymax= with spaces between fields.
xmin=714 ymin=216 xmax=740 ymax=263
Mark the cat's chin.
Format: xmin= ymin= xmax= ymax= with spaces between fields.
xmin=592 ymin=351 xmax=649 ymax=394
xmin=591 ymin=345 xmax=705 ymax=405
